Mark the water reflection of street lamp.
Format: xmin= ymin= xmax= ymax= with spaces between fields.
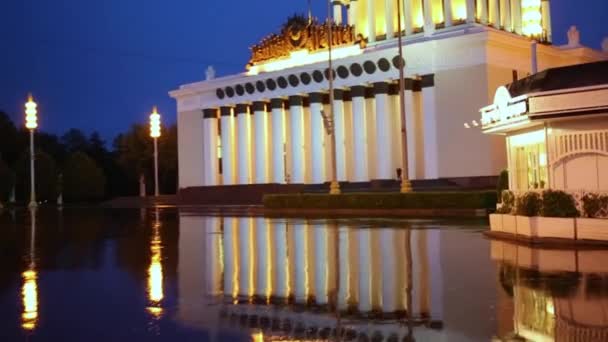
xmin=149 ymin=107 xmax=161 ymax=197
xmin=21 ymin=208 xmax=38 ymax=331
xmin=25 ymin=94 xmax=38 ymax=208
xmin=147 ymin=208 xmax=164 ymax=317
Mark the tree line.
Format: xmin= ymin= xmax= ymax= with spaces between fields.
xmin=0 ymin=111 xmax=177 ymax=205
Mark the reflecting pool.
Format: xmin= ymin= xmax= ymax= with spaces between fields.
xmin=0 ymin=208 xmax=607 ymax=341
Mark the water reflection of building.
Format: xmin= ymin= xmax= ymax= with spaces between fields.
xmin=177 ymin=215 xmax=446 ymax=339
xmin=491 ymin=240 xmax=608 ymax=341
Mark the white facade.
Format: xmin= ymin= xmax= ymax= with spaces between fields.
xmin=171 ymin=1 xmax=605 ymax=190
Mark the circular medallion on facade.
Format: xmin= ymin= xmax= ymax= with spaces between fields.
xmin=378 ymin=58 xmax=391 ymax=72
xmin=225 ymin=86 xmax=235 ymax=98
xmin=256 ymin=80 xmax=266 ymax=92
xmin=312 ymin=70 xmax=324 ymax=83
xmin=235 ymin=84 xmax=245 ymax=96
xmin=350 ymin=63 xmax=363 ymax=77
xmin=363 ymin=61 xmax=377 ymax=74
xmin=277 ymin=76 xmax=288 ymax=89
xmin=245 ymin=83 xmax=255 ymax=94
xmin=300 ymin=72 xmax=311 ymax=85
xmin=266 ymin=79 xmax=277 ymax=90
xmin=216 ymin=88 xmax=225 ymax=99
xmin=324 ymin=68 xmax=337 ymax=80
xmin=288 ymin=74 xmax=300 ymax=87
xmin=392 ymin=56 xmax=405 ymax=69
xmin=337 ymin=65 xmax=349 ymax=79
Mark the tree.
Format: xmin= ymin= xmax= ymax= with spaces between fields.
xmin=62 ymin=152 xmax=106 ymax=202
xmin=0 ymin=158 xmax=14 ymax=203
xmin=14 ymin=151 xmax=58 ymax=203
xmin=61 ymin=128 xmax=89 ymax=154
xmin=0 ymin=111 xmax=19 ymax=165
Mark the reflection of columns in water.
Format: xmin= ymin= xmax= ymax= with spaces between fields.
xmin=313 ymin=222 xmax=328 ymax=305
xmin=293 ymin=222 xmax=310 ymax=303
xmin=205 ymin=217 xmax=222 ymax=296
xmin=238 ymin=217 xmax=255 ymax=298
xmin=395 ymin=230 xmax=408 ymax=312
xmin=223 ymin=217 xmax=238 ymax=298
xmin=358 ymin=229 xmax=372 ymax=312
xmin=411 ymin=229 xmax=442 ymax=319
xmin=273 ymin=220 xmax=289 ymax=298
xmin=255 ymin=217 xmax=272 ymax=299
xmin=338 ymin=225 xmax=358 ymax=310
xmin=380 ymin=228 xmax=397 ymax=313
xmin=370 ymin=230 xmax=382 ymax=310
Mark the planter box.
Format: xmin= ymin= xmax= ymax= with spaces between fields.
xmin=536 ymin=217 xmax=576 ymax=239
xmin=502 ymin=215 xmax=517 ymax=235
xmin=489 ymin=214 xmax=503 ymax=232
xmin=515 ymin=216 xmax=540 ymax=237
xmin=577 ymin=218 xmax=608 ymax=242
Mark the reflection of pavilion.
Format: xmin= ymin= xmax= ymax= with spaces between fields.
xmin=178 ymin=215 xmax=445 ymax=339
xmin=491 ymin=240 xmax=608 ymax=341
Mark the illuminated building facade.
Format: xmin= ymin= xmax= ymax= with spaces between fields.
xmin=170 ymin=1 xmax=605 ymax=195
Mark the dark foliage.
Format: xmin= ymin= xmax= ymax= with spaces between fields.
xmin=62 ymin=152 xmax=106 ymax=202
xmin=515 ymin=191 xmax=542 ymax=217
xmin=496 ymin=170 xmax=509 ymax=203
xmin=541 ymin=190 xmax=579 ymax=218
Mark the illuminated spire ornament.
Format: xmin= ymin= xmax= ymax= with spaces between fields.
xmin=149 ymin=106 xmax=161 ymax=138
xmin=25 ymin=94 xmax=38 ymax=130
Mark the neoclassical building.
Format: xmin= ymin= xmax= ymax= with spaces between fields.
xmin=170 ymin=0 xmax=605 ymax=193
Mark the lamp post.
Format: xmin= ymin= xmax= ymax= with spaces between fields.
xmin=326 ymin=0 xmax=341 ymax=195
xmin=25 ymin=94 xmax=38 ymax=208
xmin=149 ymin=106 xmax=161 ymax=197
xmin=396 ymin=0 xmax=413 ymax=193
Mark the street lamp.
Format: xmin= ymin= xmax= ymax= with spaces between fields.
xmin=25 ymin=94 xmax=38 ymax=208
xmin=149 ymin=106 xmax=161 ymax=197
xmin=396 ymin=0 xmax=413 ymax=193
xmin=326 ymin=0 xmax=341 ymax=195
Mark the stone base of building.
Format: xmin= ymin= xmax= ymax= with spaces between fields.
xmin=179 ymin=176 xmax=499 ymax=205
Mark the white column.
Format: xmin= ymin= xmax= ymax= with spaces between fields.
xmin=270 ymin=99 xmax=286 ymax=183
xmin=423 ymin=0 xmax=435 ymax=35
xmin=238 ymin=217 xmax=253 ymax=297
xmin=385 ymin=0 xmax=395 ymax=38
xmin=236 ymin=104 xmax=252 ymax=184
xmin=466 ymin=0 xmax=476 ymax=23
xmin=489 ymin=0 xmax=500 ymax=27
xmin=223 ymin=217 xmax=237 ymax=297
xmin=351 ymin=86 xmax=368 ymax=182
xmin=289 ymin=96 xmax=305 ymax=183
xmin=367 ymin=0 xmax=376 ymax=42
xmin=220 ymin=107 xmax=236 ymax=185
xmin=333 ymin=90 xmax=348 ymax=181
xmin=313 ymin=223 xmax=328 ymax=305
xmin=444 ymin=0 xmax=453 ymax=27
xmin=309 ymin=93 xmax=326 ymax=184
xmin=358 ymin=229 xmax=372 ymax=312
xmin=202 ymin=108 xmax=219 ymax=186
xmin=177 ymin=110 xmax=205 ymax=189
xmin=405 ymin=87 xmax=418 ymax=179
xmin=478 ymin=0 xmax=489 ymax=24
xmin=374 ymin=82 xmax=393 ymax=179
xmin=294 ymin=222 xmax=308 ymax=303
xmin=389 ymin=85 xmax=402 ymax=178
xmin=541 ymin=0 xmax=552 ymax=42
xmin=255 ymin=217 xmax=270 ymax=298
xmin=253 ymin=102 xmax=269 ymax=184
xmin=501 ymin=0 xmax=512 ymax=31
xmin=333 ymin=1 xmax=343 ymax=25
xmin=421 ymin=75 xmax=439 ymax=179
xmin=366 ymin=91 xmax=377 ymax=180
xmin=349 ymin=0 xmax=358 ymax=33
xmin=343 ymin=96 xmax=354 ymax=181
xmin=511 ymin=0 xmax=522 ymax=34
xmin=403 ymin=0 xmax=414 ymax=35
xmin=273 ymin=220 xmax=289 ymax=298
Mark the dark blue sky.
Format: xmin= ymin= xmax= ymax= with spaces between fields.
xmin=1 ymin=0 xmax=606 ymax=142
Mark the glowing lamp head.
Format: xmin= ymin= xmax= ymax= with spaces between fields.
xmin=149 ymin=106 xmax=161 ymax=138
xmin=25 ymin=94 xmax=38 ymax=130
xmin=521 ymin=0 xmax=543 ymax=38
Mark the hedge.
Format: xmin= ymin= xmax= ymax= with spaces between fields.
xmin=263 ymin=191 xmax=497 ymax=210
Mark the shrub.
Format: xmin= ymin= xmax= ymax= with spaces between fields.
xmin=497 ymin=190 xmax=515 ymax=214
xmin=515 ymin=191 xmax=542 ymax=216
xmin=0 ymin=158 xmax=13 ymax=203
xmin=14 ymin=151 xmax=58 ymax=202
xmin=263 ymin=191 xmax=498 ymax=210
xmin=541 ymin=190 xmax=579 ymax=218
xmin=62 ymin=152 xmax=106 ymax=202
xmin=496 ymin=170 xmax=509 ymax=203
xmin=582 ymin=193 xmax=608 ymax=218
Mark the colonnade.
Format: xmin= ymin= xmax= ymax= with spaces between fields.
xmin=334 ymin=0 xmax=550 ymax=42
xmin=195 ymin=216 xmax=442 ymax=317
xmin=201 ymin=78 xmax=435 ymax=186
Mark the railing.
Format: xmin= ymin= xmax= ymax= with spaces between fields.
xmin=549 ymin=130 xmax=608 ymax=167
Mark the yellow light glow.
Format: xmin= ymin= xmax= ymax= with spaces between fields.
xmin=25 ymin=94 xmax=38 ymax=130
xmin=21 ymin=269 xmax=38 ymax=331
xmin=412 ymin=0 xmax=424 ymax=29
xmin=247 ymin=45 xmax=362 ymax=75
xmin=453 ymin=0 xmax=467 ymax=20
xmin=432 ymin=0 xmax=444 ymax=24
xmin=522 ymin=0 xmax=542 ymax=37
xmin=252 ymin=331 xmax=264 ymax=342
xmin=150 ymin=106 xmax=161 ymax=138
xmin=147 ymin=222 xmax=164 ymax=317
